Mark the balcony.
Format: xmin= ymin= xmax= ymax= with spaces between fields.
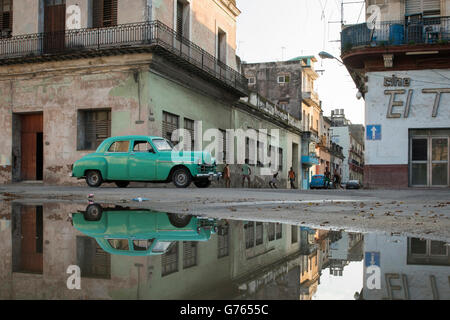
xmin=302 ymin=153 xmax=319 ymax=167
xmin=302 ymin=90 xmax=320 ymax=107
xmin=0 ymin=21 xmax=248 ymax=95
xmin=341 ymin=16 xmax=450 ymax=53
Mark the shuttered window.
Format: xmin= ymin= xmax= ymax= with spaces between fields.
xmin=183 ymin=241 xmax=197 ymax=269
xmin=176 ymin=1 xmax=184 ymax=37
xmin=268 ymin=223 xmax=275 ymax=241
xmin=162 ymin=242 xmax=178 ymax=276
xmin=162 ymin=111 xmax=179 ymax=143
xmin=219 ymin=129 xmax=227 ymax=163
xmin=406 ymin=0 xmax=440 ymax=16
xmin=0 ymin=0 xmax=12 ymax=38
xmin=184 ymin=118 xmax=195 ymax=151
xmin=255 ymin=222 xmax=263 ymax=245
xmin=245 ymin=222 xmax=255 ymax=249
xmin=218 ymin=225 xmax=229 ymax=258
xmin=275 ymin=223 xmax=282 ymax=239
xmin=93 ymin=0 xmax=118 ymax=28
xmin=77 ymin=109 xmax=111 ymax=151
xmin=76 ymin=236 xmax=111 ymax=279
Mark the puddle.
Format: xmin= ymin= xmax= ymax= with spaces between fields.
xmin=0 ymin=201 xmax=448 ymax=300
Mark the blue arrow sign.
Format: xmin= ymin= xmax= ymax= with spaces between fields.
xmin=365 ymin=252 xmax=380 ymax=267
xmin=366 ymin=125 xmax=381 ymax=141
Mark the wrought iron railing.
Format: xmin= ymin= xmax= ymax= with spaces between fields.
xmin=0 ymin=20 xmax=248 ymax=93
xmin=341 ymin=16 xmax=450 ymax=53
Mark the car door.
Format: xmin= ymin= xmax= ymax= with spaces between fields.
xmin=128 ymin=139 xmax=158 ymax=180
xmin=104 ymin=140 xmax=131 ymax=180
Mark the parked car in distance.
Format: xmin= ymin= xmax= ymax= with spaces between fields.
xmin=71 ymin=135 xmax=220 ymax=188
xmin=310 ymin=174 xmax=331 ymax=189
xmin=346 ymin=180 xmax=362 ymax=189
xmin=71 ymin=204 xmax=218 ymax=256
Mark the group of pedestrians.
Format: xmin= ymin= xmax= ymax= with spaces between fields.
xmin=222 ymin=161 xmax=298 ymax=189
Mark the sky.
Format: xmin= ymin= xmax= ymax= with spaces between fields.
xmin=236 ymin=0 xmax=366 ymax=125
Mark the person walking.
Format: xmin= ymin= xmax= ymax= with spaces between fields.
xmin=288 ymin=167 xmax=297 ymax=189
xmin=269 ymin=171 xmax=279 ymax=189
xmin=242 ymin=159 xmax=252 ymax=188
xmin=223 ymin=163 xmax=231 ymax=188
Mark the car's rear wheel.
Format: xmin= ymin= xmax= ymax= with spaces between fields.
xmin=86 ymin=170 xmax=103 ymax=188
xmin=115 ymin=181 xmax=130 ymax=188
xmin=167 ymin=213 xmax=192 ymax=228
xmin=194 ymin=179 xmax=211 ymax=188
xmin=172 ymin=168 xmax=192 ymax=188
xmin=84 ymin=203 xmax=103 ymax=221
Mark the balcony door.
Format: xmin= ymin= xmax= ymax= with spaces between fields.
xmin=44 ymin=0 xmax=66 ymax=53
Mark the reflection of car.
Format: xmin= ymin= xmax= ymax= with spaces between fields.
xmin=71 ymin=135 xmax=220 ymax=188
xmin=346 ymin=180 xmax=361 ymax=189
xmin=310 ymin=175 xmax=331 ymax=189
xmin=71 ymin=204 xmax=217 ymax=256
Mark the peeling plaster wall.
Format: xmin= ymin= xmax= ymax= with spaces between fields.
xmin=0 ymin=54 xmax=154 ymax=185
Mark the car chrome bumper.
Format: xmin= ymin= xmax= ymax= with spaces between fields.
xmin=196 ymin=172 xmax=222 ymax=180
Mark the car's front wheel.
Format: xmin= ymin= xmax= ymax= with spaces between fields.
xmin=86 ymin=170 xmax=103 ymax=188
xmin=172 ymin=168 xmax=192 ymax=188
xmin=194 ymin=179 xmax=211 ymax=188
xmin=167 ymin=213 xmax=192 ymax=228
xmin=84 ymin=203 xmax=103 ymax=221
xmin=115 ymin=181 xmax=130 ymax=188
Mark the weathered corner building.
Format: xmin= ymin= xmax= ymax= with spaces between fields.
xmin=342 ymin=0 xmax=450 ymax=188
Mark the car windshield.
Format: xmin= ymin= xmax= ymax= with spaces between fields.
xmin=152 ymin=241 xmax=174 ymax=253
xmin=152 ymin=139 xmax=173 ymax=151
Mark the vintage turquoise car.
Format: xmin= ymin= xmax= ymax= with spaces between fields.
xmin=71 ymin=204 xmax=218 ymax=256
xmin=71 ymin=135 xmax=220 ymax=188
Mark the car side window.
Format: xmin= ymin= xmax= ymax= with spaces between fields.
xmin=108 ymin=141 xmax=130 ymax=153
xmin=133 ymin=141 xmax=154 ymax=153
xmin=107 ymin=239 xmax=129 ymax=251
xmin=133 ymin=239 xmax=155 ymax=251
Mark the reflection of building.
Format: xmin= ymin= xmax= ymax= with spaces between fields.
xmin=363 ymin=234 xmax=450 ymax=300
xmin=0 ymin=202 xmax=307 ymax=299
xmin=329 ymin=232 xmax=364 ymax=277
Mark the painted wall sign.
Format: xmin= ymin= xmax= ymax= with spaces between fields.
xmin=366 ymin=125 xmax=381 ymax=141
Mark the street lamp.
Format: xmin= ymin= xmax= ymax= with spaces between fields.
xmin=319 ymin=51 xmax=344 ymax=65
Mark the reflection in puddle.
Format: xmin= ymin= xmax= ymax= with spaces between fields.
xmin=0 ymin=202 xmax=448 ymax=300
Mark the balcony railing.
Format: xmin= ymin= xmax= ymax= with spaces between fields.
xmin=302 ymin=90 xmax=320 ymax=106
xmin=0 ymin=20 xmax=248 ymax=94
xmin=341 ymin=16 xmax=450 ymax=53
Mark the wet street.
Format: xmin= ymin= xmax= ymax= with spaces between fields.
xmin=0 ymin=187 xmax=449 ymax=300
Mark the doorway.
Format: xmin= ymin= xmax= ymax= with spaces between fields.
xmin=410 ymin=130 xmax=449 ymax=187
xmin=44 ymin=0 xmax=66 ymax=53
xmin=20 ymin=113 xmax=44 ymax=181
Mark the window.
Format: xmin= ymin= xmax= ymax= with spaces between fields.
xmin=183 ymin=241 xmax=197 ymax=269
xmin=133 ymin=141 xmax=153 ymax=153
xmin=93 ymin=0 xmax=118 ymax=28
xmin=162 ymin=242 xmax=179 ymax=276
xmin=77 ymin=109 xmax=111 ymax=150
xmin=107 ymin=239 xmax=129 ymax=250
xmin=133 ymin=239 xmax=154 ymax=251
xmin=77 ymin=236 xmax=111 ymax=279
xmin=162 ymin=111 xmax=179 ymax=143
xmin=152 ymin=139 xmax=173 ymax=151
xmin=278 ymin=147 xmax=283 ymax=171
xmin=247 ymin=77 xmax=256 ymax=85
xmin=218 ymin=224 xmax=229 ymax=258
xmin=278 ymin=75 xmax=290 ymax=84
xmin=0 ymin=0 xmax=12 ymax=38
xmin=255 ymin=222 xmax=263 ymax=245
xmin=244 ymin=222 xmax=255 ymax=249
xmin=184 ymin=118 xmax=195 ymax=151
xmin=291 ymin=225 xmax=298 ymax=244
xmin=108 ymin=141 xmax=130 ymax=153
xmin=406 ymin=0 xmax=440 ymax=17
xmin=218 ymin=28 xmax=227 ymax=64
xmin=407 ymin=237 xmax=450 ymax=266
xmin=279 ymin=102 xmax=288 ymax=112
xmin=268 ymin=223 xmax=283 ymax=241
xmin=219 ymin=129 xmax=227 ymax=163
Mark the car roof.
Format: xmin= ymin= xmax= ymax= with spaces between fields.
xmin=105 ymin=135 xmax=163 ymax=141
